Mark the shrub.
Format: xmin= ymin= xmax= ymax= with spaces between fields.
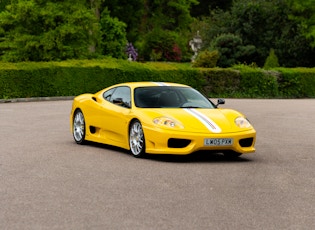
xmin=140 ymin=29 xmax=182 ymax=62
xmin=264 ymin=49 xmax=280 ymax=69
xmin=192 ymin=50 xmax=219 ymax=68
xmin=210 ymin=33 xmax=256 ymax=67
xmin=1 ymin=59 xmax=315 ymax=100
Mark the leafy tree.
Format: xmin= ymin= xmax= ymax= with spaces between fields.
xmin=197 ymin=0 xmax=315 ymax=67
xmin=140 ymin=28 xmax=182 ymax=61
xmin=136 ymin=0 xmax=197 ymax=61
xmin=85 ymin=0 xmax=104 ymax=53
xmin=102 ymin=0 xmax=143 ymax=42
xmin=0 ymin=0 xmax=11 ymax=12
xmin=85 ymin=0 xmax=199 ymax=61
xmin=195 ymin=8 xmax=232 ymax=49
xmin=210 ymin=33 xmax=256 ymax=67
xmin=99 ymin=8 xmax=127 ymax=59
xmin=191 ymin=0 xmax=232 ymax=17
xmin=87 ymin=0 xmax=104 ymax=19
xmin=288 ymin=0 xmax=315 ymax=47
xmin=143 ymin=0 xmax=197 ymax=32
xmin=0 ymin=0 xmax=96 ymax=61
xmin=229 ymin=0 xmax=315 ymax=67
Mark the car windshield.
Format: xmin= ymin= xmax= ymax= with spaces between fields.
xmin=134 ymin=86 xmax=215 ymax=108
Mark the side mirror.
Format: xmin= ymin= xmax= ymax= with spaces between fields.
xmin=216 ymin=98 xmax=225 ymax=106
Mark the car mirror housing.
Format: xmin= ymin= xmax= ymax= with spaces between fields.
xmin=216 ymin=98 xmax=225 ymax=106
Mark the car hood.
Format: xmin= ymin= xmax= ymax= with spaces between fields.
xmin=137 ymin=108 xmax=252 ymax=133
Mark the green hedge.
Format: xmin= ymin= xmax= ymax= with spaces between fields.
xmin=0 ymin=59 xmax=315 ymax=99
xmin=276 ymin=68 xmax=315 ymax=98
xmin=233 ymin=65 xmax=279 ymax=98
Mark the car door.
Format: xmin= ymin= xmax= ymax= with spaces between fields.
xmin=98 ymin=86 xmax=132 ymax=146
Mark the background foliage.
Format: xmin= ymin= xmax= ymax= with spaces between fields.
xmin=193 ymin=0 xmax=315 ymax=67
xmin=0 ymin=0 xmax=314 ymax=101
xmin=0 ymin=0 xmax=96 ymax=61
xmin=0 ymin=0 xmax=313 ymax=66
xmin=0 ymin=59 xmax=314 ymax=100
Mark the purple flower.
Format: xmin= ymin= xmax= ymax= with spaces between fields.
xmin=126 ymin=42 xmax=138 ymax=61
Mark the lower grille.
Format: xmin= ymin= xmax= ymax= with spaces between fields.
xmin=168 ymin=138 xmax=191 ymax=148
xmin=239 ymin=138 xmax=254 ymax=147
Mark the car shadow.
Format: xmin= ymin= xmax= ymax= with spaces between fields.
xmin=81 ymin=142 xmax=252 ymax=163
xmin=144 ymin=151 xmax=252 ymax=163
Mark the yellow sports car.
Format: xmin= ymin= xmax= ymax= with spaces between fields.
xmin=70 ymin=82 xmax=256 ymax=158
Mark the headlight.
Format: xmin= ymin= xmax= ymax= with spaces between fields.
xmin=235 ymin=117 xmax=251 ymax=128
xmin=153 ymin=117 xmax=183 ymax=128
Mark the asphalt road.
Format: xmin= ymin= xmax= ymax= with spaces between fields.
xmin=1 ymin=99 xmax=314 ymax=230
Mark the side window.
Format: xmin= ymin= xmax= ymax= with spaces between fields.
xmin=103 ymin=88 xmax=115 ymax=102
xmin=107 ymin=86 xmax=131 ymax=108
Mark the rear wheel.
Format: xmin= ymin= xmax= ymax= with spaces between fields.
xmin=223 ymin=151 xmax=242 ymax=159
xmin=129 ymin=120 xmax=145 ymax=158
xmin=73 ymin=109 xmax=86 ymax=144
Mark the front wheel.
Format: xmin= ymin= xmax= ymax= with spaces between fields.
xmin=129 ymin=120 xmax=145 ymax=158
xmin=73 ymin=109 xmax=86 ymax=144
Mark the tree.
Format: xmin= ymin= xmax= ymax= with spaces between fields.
xmin=99 ymin=8 xmax=127 ymax=59
xmin=229 ymin=0 xmax=315 ymax=66
xmin=102 ymin=0 xmax=143 ymax=42
xmin=141 ymin=28 xmax=182 ymax=61
xmin=0 ymin=0 xmax=96 ymax=61
xmin=136 ymin=0 xmax=197 ymax=61
xmin=196 ymin=0 xmax=315 ymax=67
xmin=191 ymin=0 xmax=232 ymax=17
xmin=87 ymin=0 xmax=104 ymax=19
xmin=143 ymin=0 xmax=197 ymax=32
xmin=288 ymin=0 xmax=315 ymax=47
xmin=0 ymin=0 xmax=11 ymax=12
xmin=85 ymin=0 xmax=104 ymax=53
xmin=210 ymin=33 xmax=256 ymax=67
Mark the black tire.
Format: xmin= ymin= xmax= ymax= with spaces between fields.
xmin=129 ymin=120 xmax=146 ymax=158
xmin=73 ymin=109 xmax=86 ymax=144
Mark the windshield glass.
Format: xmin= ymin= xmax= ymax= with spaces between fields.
xmin=134 ymin=86 xmax=215 ymax=108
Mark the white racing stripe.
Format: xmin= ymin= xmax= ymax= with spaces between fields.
xmin=152 ymin=83 xmax=221 ymax=133
xmin=153 ymin=82 xmax=169 ymax=86
xmin=184 ymin=108 xmax=222 ymax=133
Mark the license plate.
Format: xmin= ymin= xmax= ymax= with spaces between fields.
xmin=204 ymin=138 xmax=233 ymax=146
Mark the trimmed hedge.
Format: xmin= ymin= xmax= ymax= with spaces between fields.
xmin=0 ymin=59 xmax=315 ymax=99
xmin=233 ymin=65 xmax=279 ymax=98
xmin=276 ymin=68 xmax=315 ymax=98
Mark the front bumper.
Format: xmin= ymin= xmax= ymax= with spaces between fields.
xmin=143 ymin=126 xmax=256 ymax=155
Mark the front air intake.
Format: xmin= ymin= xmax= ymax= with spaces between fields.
xmin=239 ymin=138 xmax=254 ymax=147
xmin=168 ymin=138 xmax=191 ymax=148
